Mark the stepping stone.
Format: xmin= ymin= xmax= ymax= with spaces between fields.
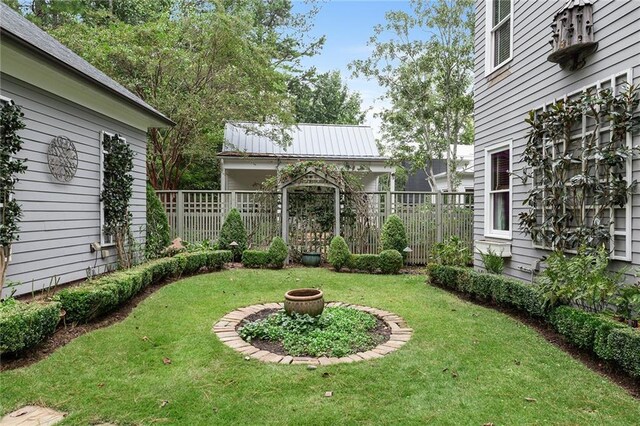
xmin=1 ymin=406 xmax=66 ymax=425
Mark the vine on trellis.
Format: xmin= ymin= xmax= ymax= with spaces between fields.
xmin=102 ymin=133 xmax=135 ymax=269
xmin=518 ymin=84 xmax=640 ymax=252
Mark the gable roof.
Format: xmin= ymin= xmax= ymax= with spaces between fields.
xmin=0 ymin=3 xmax=174 ymax=127
xmin=221 ymin=122 xmax=387 ymax=160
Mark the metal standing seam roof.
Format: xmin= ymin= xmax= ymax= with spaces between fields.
xmin=221 ymin=122 xmax=388 ymax=160
xmin=0 ymin=3 xmax=174 ymax=126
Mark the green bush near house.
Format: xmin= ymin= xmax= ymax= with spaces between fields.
xmin=0 ymin=300 xmax=61 ymax=354
xmin=145 ymin=184 xmax=171 ymax=259
xmin=218 ymin=208 xmax=247 ymax=259
xmin=379 ymin=249 xmax=403 ymax=274
xmin=327 ymin=236 xmax=351 ymax=271
xmin=427 ymin=264 xmax=640 ymax=378
xmin=381 ymin=214 xmax=408 ymax=259
xmin=55 ymin=251 xmax=231 ymax=323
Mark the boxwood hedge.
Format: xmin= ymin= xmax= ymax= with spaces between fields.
xmin=0 ymin=300 xmax=61 ymax=354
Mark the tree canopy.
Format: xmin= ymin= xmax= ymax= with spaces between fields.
xmin=350 ymin=0 xmax=474 ymax=191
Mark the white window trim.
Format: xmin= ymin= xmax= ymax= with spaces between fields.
xmin=99 ymin=131 xmax=127 ymax=247
xmin=484 ymin=0 xmax=515 ymax=76
xmin=484 ymin=140 xmax=513 ymax=240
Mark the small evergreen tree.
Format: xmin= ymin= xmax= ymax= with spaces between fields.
xmin=381 ymin=214 xmax=408 ymax=260
xmin=328 ymin=236 xmax=351 ymax=271
xmin=145 ymin=184 xmax=171 ymax=259
xmin=218 ymin=208 xmax=247 ymax=260
xmin=268 ymin=236 xmax=288 ymax=269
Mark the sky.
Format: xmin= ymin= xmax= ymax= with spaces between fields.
xmin=293 ymin=1 xmax=421 ymax=138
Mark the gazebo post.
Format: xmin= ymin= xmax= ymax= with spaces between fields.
xmin=334 ymin=187 xmax=340 ymax=236
xmin=281 ymin=186 xmax=288 ymax=243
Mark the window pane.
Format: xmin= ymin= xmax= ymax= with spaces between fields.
xmin=491 ymin=150 xmax=510 ymax=190
xmin=492 ymin=191 xmax=510 ymax=231
xmin=493 ymin=0 xmax=510 ymax=25
xmin=494 ymin=20 xmax=511 ymax=66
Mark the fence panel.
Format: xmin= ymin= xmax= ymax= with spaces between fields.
xmin=157 ymin=189 xmax=474 ymax=265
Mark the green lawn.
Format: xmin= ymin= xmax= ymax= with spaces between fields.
xmin=1 ymin=268 xmax=639 ymax=425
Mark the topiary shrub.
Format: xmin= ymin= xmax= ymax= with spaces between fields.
xmin=0 ymin=300 xmax=60 ymax=354
xmin=381 ymin=214 xmax=408 ymax=260
xmin=328 ymin=236 xmax=351 ymax=271
xmin=145 ymin=184 xmax=171 ymax=259
xmin=242 ymin=250 xmax=271 ymax=268
xmin=349 ymin=254 xmax=379 ymax=273
xmin=379 ymin=249 xmax=403 ymax=274
xmin=268 ymin=237 xmax=288 ymax=269
xmin=218 ymin=208 xmax=247 ymax=260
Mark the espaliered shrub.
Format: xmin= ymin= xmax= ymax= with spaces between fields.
xmin=381 ymin=214 xmax=408 ymax=260
xmin=55 ymin=250 xmax=231 ymax=323
xmin=328 ymin=236 xmax=351 ymax=271
xmin=427 ymin=264 xmax=640 ymax=378
xmin=145 ymin=184 xmax=171 ymax=259
xmin=0 ymin=300 xmax=61 ymax=354
xmin=379 ymin=249 xmax=403 ymax=274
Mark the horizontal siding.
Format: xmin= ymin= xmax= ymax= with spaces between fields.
xmin=1 ymin=74 xmax=147 ymax=296
xmin=473 ymin=0 xmax=640 ymax=281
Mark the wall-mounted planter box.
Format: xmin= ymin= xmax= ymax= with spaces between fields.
xmin=475 ymin=240 xmax=512 ymax=258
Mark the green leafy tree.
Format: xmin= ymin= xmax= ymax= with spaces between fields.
xmin=145 ymin=183 xmax=171 ymax=259
xmin=0 ymin=102 xmax=27 ymax=296
xmin=381 ymin=214 xmax=408 ymax=260
xmin=289 ymin=70 xmax=365 ymax=125
xmin=351 ymin=0 xmax=474 ymax=191
xmin=218 ymin=208 xmax=247 ymax=261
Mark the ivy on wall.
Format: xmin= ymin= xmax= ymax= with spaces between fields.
xmin=102 ymin=133 xmax=134 ymax=269
xmin=0 ymin=102 xmax=27 ymax=297
xmin=518 ymin=84 xmax=640 ymax=252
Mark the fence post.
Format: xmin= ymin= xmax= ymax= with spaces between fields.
xmin=436 ymin=192 xmax=443 ymax=243
xmin=385 ymin=190 xmax=391 ymax=217
xmin=231 ymin=190 xmax=237 ymax=210
xmin=177 ymin=190 xmax=184 ymax=239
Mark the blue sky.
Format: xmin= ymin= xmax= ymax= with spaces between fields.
xmin=293 ymin=1 xmax=420 ymax=136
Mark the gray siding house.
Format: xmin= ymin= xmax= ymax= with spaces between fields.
xmin=0 ymin=4 xmax=173 ymax=297
xmin=473 ymin=0 xmax=640 ymax=280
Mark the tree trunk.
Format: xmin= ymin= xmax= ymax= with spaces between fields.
xmin=0 ymin=245 xmax=10 ymax=298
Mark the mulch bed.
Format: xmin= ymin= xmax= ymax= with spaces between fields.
xmin=430 ymin=282 xmax=640 ymax=398
xmin=235 ymin=307 xmax=392 ymax=357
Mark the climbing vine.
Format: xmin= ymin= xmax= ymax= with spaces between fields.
xmin=0 ymin=102 xmax=27 ymax=297
xmin=102 ymin=133 xmax=135 ymax=269
xmin=518 ymin=84 xmax=640 ymax=252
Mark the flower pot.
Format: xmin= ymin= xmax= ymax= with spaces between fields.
xmin=284 ymin=288 xmax=324 ymax=317
xmin=301 ymin=252 xmax=322 ymax=267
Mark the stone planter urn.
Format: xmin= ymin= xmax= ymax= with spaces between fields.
xmin=284 ymin=288 xmax=324 ymax=317
xmin=301 ymin=252 xmax=322 ymax=267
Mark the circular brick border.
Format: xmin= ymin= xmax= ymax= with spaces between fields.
xmin=212 ymin=302 xmax=413 ymax=365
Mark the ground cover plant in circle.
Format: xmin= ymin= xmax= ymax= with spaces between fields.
xmin=238 ymin=307 xmax=389 ymax=357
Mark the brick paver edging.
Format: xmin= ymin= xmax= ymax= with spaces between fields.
xmin=212 ymin=302 xmax=413 ymax=365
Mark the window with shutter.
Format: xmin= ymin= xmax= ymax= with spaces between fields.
xmin=486 ymin=0 xmax=513 ymax=74
xmin=485 ymin=143 xmax=512 ymax=238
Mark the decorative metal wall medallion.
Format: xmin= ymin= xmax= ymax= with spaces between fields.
xmin=47 ymin=136 xmax=78 ymax=182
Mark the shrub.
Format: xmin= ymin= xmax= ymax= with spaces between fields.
xmin=242 ymin=250 xmax=271 ymax=268
xmin=479 ymin=249 xmax=504 ymax=275
xmin=431 ymin=236 xmax=472 ymax=267
xmin=328 ymin=236 xmax=351 ymax=271
xmin=267 ymin=237 xmax=288 ymax=269
xmin=550 ymin=306 xmax=609 ymax=350
xmin=218 ymin=208 xmax=247 ymax=260
xmin=349 ymin=254 xmax=379 ymax=273
xmin=145 ymin=184 xmax=171 ymax=260
xmin=381 ymin=214 xmax=408 ymax=260
xmin=605 ymin=327 xmax=640 ymax=378
xmin=55 ymin=250 xmax=231 ymax=323
xmin=0 ymin=300 xmax=60 ymax=354
xmin=379 ymin=249 xmax=403 ymax=274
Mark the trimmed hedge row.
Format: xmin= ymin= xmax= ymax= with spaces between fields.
xmin=327 ymin=236 xmax=403 ymax=274
xmin=0 ymin=300 xmax=61 ymax=354
xmin=241 ymin=237 xmax=288 ymax=269
xmin=54 ymin=250 xmax=232 ymax=323
xmin=427 ymin=264 xmax=640 ymax=378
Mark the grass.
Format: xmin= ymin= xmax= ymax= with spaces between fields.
xmin=1 ymin=268 xmax=638 ymax=425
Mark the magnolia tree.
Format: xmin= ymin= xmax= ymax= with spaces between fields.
xmin=0 ymin=102 xmax=27 ymax=297
xmin=350 ymin=0 xmax=474 ymax=191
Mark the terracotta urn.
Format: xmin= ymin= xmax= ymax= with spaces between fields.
xmin=284 ymin=288 xmax=324 ymax=317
